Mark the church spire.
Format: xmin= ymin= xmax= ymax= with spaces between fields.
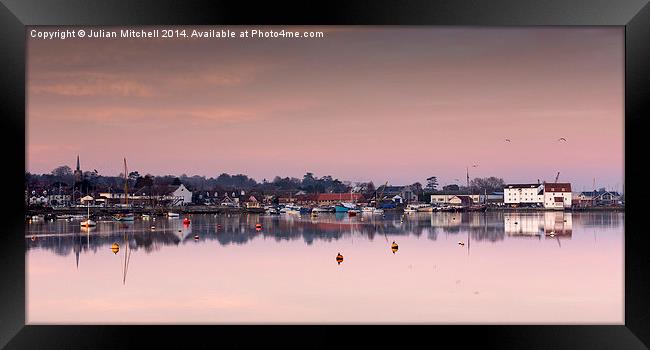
xmin=76 ymin=155 xmax=80 ymax=171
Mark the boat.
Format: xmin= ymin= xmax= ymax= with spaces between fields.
xmin=361 ymin=206 xmax=375 ymax=213
xmin=80 ymin=204 xmax=96 ymax=227
xmin=312 ymin=206 xmax=333 ymax=213
xmin=265 ymin=206 xmax=280 ymax=215
xmin=335 ymin=202 xmax=357 ymax=212
xmin=335 ymin=189 xmax=360 ymax=212
xmin=167 ymin=212 xmax=180 ymax=218
xmin=113 ymin=213 xmax=135 ymax=221
xmin=282 ymin=203 xmax=302 ymax=215
xmin=142 ymin=214 xmax=151 ymax=220
xmin=468 ymin=204 xmax=488 ymax=212
xmin=348 ymin=209 xmax=359 ymax=217
xmin=372 ymin=208 xmax=384 ymax=215
xmin=404 ymin=205 xmax=418 ymax=214
xmin=416 ymin=205 xmax=434 ymax=212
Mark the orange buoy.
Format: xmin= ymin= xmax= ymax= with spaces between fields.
xmin=31 ymin=235 xmax=36 ymax=241
xmin=336 ymin=253 xmax=344 ymax=265
xmin=255 ymin=223 xmax=262 ymax=231
xmin=194 ymin=234 xmax=199 ymax=240
xmin=111 ymin=242 xmax=120 ymax=254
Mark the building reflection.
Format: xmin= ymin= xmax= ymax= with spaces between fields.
xmin=504 ymin=212 xmax=573 ymax=238
xmin=24 ymin=211 xmax=622 ymax=259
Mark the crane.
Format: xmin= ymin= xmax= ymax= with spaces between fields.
xmin=555 ymin=172 xmax=560 ymax=183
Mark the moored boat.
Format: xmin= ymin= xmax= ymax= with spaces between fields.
xmin=81 ymin=203 xmax=97 ymax=227
xmin=113 ymin=213 xmax=135 ymax=221
xmin=335 ymin=202 xmax=356 ymax=212
xmin=312 ymin=206 xmax=333 ymax=213
xmin=167 ymin=212 xmax=180 ymax=218
xmin=404 ymin=205 xmax=418 ymax=214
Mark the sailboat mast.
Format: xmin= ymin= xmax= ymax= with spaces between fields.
xmin=123 ymin=158 xmax=128 ymax=206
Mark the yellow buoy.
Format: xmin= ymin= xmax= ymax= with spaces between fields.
xmin=336 ymin=253 xmax=344 ymax=265
xmin=391 ymin=241 xmax=399 ymax=254
xmin=111 ymin=242 xmax=120 ymax=254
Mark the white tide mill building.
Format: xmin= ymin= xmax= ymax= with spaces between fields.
xmin=504 ymin=184 xmax=544 ymax=207
xmin=504 ymin=182 xmax=572 ymax=209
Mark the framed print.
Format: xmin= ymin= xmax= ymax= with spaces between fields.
xmin=1 ymin=0 xmax=648 ymax=348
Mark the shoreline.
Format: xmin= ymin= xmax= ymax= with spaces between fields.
xmin=25 ymin=205 xmax=624 ymax=217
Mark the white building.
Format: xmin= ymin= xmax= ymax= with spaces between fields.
xmin=543 ymin=183 xmax=572 ymax=209
xmin=431 ymin=193 xmax=480 ymax=205
xmin=503 ymin=184 xmax=544 ymax=207
xmin=166 ymin=184 xmax=193 ymax=205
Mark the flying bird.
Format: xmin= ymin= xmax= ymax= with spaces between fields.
xmin=558 ymin=138 xmax=567 ymax=142
xmin=505 ymin=139 xmax=511 ymax=142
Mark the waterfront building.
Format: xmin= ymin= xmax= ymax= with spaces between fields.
xmin=313 ymin=193 xmax=364 ymax=206
xmin=243 ymin=195 xmax=261 ymax=209
xmin=377 ymin=185 xmax=418 ymax=203
xmin=430 ymin=193 xmax=480 ymax=205
xmin=219 ymin=193 xmax=236 ymax=207
xmin=575 ymin=189 xmax=622 ymax=207
xmin=98 ymin=183 xmax=193 ymax=207
xmin=543 ymin=183 xmax=572 ymax=209
xmin=503 ymin=184 xmax=544 ymax=207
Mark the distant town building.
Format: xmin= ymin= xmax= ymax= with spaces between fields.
xmin=543 ymin=183 xmax=572 ymax=209
xmin=503 ymin=184 xmax=544 ymax=207
xmin=98 ymin=183 xmax=193 ymax=207
xmin=73 ymin=155 xmax=83 ymax=184
xmin=377 ymin=185 xmax=418 ymax=203
xmin=313 ymin=193 xmax=364 ymax=206
xmin=244 ymin=195 xmax=261 ymax=208
xmin=574 ymin=189 xmax=622 ymax=207
xmin=430 ymin=193 xmax=480 ymax=205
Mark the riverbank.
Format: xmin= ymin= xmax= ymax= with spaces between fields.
xmin=26 ymin=204 xmax=624 ymax=217
xmin=25 ymin=205 xmax=263 ymax=217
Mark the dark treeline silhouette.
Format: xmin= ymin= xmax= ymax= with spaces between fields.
xmin=26 ymin=165 xmax=507 ymax=198
xmin=26 ymin=168 xmax=369 ymax=195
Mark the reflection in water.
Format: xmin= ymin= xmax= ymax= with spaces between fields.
xmin=504 ymin=212 xmax=573 ymax=238
xmin=26 ymin=211 xmax=624 ymax=323
xmin=25 ymin=211 xmax=627 ymax=257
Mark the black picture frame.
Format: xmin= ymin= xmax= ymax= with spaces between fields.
xmin=1 ymin=0 xmax=648 ymax=348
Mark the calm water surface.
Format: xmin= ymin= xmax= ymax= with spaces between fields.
xmin=26 ymin=211 xmax=623 ymax=324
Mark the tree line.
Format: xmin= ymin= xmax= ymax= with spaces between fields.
xmin=26 ymin=165 xmax=505 ymax=196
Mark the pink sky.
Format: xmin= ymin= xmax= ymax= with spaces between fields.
xmin=26 ymin=26 xmax=624 ymax=191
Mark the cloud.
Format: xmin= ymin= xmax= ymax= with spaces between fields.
xmin=30 ymin=72 xmax=154 ymax=97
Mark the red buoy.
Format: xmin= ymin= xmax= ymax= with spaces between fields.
xmin=255 ymin=223 xmax=262 ymax=231
xmin=183 ymin=217 xmax=191 ymax=225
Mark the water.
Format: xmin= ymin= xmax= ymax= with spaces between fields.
xmin=25 ymin=211 xmax=624 ymax=324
